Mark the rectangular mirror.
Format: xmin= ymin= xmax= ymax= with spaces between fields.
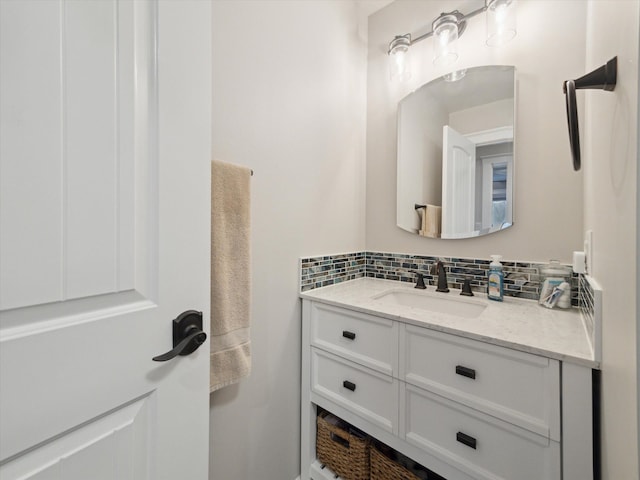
xmin=397 ymin=65 xmax=516 ymax=239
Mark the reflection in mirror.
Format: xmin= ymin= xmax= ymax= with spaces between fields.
xmin=397 ymin=65 xmax=515 ymax=239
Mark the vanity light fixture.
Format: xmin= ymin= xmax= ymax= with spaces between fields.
xmin=388 ymin=0 xmax=517 ymax=81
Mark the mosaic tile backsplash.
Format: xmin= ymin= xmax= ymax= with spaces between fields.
xmin=299 ymin=252 xmax=367 ymax=291
xmin=300 ymin=251 xmax=581 ymax=307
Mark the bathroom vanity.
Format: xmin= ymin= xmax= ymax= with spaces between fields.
xmin=300 ymin=278 xmax=598 ymax=480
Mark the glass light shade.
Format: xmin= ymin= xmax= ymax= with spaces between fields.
xmin=389 ymin=35 xmax=411 ymax=81
xmin=433 ymin=18 xmax=459 ymax=67
xmin=486 ymin=0 xmax=516 ymax=46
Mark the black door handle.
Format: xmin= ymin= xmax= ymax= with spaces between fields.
xmin=153 ymin=310 xmax=207 ymax=362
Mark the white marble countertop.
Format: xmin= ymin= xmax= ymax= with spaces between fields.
xmin=300 ymin=277 xmax=598 ymax=368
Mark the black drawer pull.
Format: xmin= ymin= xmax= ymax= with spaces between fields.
xmin=343 ymin=380 xmax=356 ymax=391
xmin=342 ymin=330 xmax=356 ymax=340
xmin=456 ymin=431 xmax=477 ymax=449
xmin=456 ymin=365 xmax=476 ymax=380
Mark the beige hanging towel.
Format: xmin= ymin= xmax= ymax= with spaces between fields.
xmin=210 ymin=160 xmax=252 ymax=392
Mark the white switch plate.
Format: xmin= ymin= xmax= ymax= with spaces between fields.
xmin=584 ymin=230 xmax=593 ymax=275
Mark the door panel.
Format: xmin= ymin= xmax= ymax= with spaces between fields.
xmin=0 ymin=0 xmax=140 ymax=310
xmin=0 ymin=1 xmax=211 ymax=479
xmin=1 ymin=394 xmax=152 ymax=480
xmin=441 ymin=126 xmax=476 ymax=237
xmin=0 ymin=0 xmax=64 ymax=309
xmin=64 ymin=0 xmax=132 ymax=299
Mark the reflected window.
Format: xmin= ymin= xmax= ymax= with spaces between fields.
xmin=491 ymin=163 xmax=507 ymax=227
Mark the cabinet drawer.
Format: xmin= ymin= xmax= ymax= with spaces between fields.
xmin=401 ymin=325 xmax=560 ymax=439
xmin=401 ymin=384 xmax=561 ymax=480
xmin=310 ymin=303 xmax=398 ymax=375
xmin=311 ymin=347 xmax=398 ymax=434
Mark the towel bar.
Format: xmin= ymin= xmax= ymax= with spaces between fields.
xmin=563 ymin=57 xmax=617 ymax=171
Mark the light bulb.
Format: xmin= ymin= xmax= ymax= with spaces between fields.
xmin=388 ymin=35 xmax=411 ymax=81
xmin=487 ymin=0 xmax=516 ymax=46
xmin=433 ymin=14 xmax=459 ymax=67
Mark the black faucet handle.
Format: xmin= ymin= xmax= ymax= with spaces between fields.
xmin=461 ymin=278 xmax=474 ymax=296
xmin=410 ymin=270 xmax=427 ymax=289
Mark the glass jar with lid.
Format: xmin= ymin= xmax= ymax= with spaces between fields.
xmin=539 ymin=260 xmax=572 ymax=308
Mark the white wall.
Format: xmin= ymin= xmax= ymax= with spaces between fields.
xmin=397 ymin=91 xmax=447 ymax=232
xmin=367 ymin=0 xmax=586 ymax=263
xmin=583 ymin=1 xmax=639 ymax=478
xmin=210 ymin=1 xmax=366 ymax=479
xmin=450 ymin=98 xmax=514 ymax=134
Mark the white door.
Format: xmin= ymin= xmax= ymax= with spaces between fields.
xmin=0 ymin=1 xmax=211 ymax=479
xmin=441 ymin=126 xmax=476 ymax=238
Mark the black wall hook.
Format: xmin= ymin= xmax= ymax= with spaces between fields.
xmin=563 ymin=57 xmax=617 ymax=171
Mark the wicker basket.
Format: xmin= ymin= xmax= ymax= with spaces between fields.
xmin=316 ymin=412 xmax=370 ymax=480
xmin=369 ymin=445 xmax=420 ymax=480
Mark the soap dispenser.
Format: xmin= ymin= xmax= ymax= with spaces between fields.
xmin=487 ymin=255 xmax=504 ymax=302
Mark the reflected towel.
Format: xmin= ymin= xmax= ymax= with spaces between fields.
xmin=210 ymin=160 xmax=252 ymax=392
xmin=419 ymin=205 xmax=441 ymax=238
xmin=416 ymin=205 xmax=426 ymax=233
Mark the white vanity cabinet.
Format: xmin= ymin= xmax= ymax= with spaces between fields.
xmin=301 ymin=298 xmax=594 ymax=480
xmin=400 ymin=325 xmax=561 ymax=480
xmin=401 ymin=325 xmax=561 ymax=439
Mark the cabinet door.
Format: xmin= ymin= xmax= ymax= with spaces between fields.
xmin=311 ymin=348 xmax=399 ymax=434
xmin=310 ymin=302 xmax=398 ymax=376
xmin=401 ymin=384 xmax=561 ymax=480
xmin=401 ymin=325 xmax=560 ymax=439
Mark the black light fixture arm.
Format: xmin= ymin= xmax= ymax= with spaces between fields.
xmin=563 ymin=56 xmax=617 ymax=171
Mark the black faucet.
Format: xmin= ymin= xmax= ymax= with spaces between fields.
xmin=412 ymin=271 xmax=427 ymax=289
xmin=434 ymin=261 xmax=450 ymax=293
xmin=461 ymin=278 xmax=474 ymax=296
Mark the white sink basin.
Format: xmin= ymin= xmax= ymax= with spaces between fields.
xmin=373 ymin=289 xmax=487 ymax=319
